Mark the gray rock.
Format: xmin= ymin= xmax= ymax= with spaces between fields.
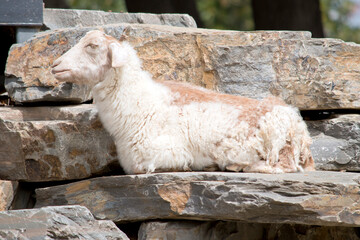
xmin=307 ymin=114 xmax=360 ymax=171
xmin=35 ymin=171 xmax=360 ymax=227
xmin=139 ymin=221 xmax=264 ymax=240
xmin=5 ymin=77 xmax=93 ymax=104
xmin=139 ymin=221 xmax=360 ymax=240
xmin=0 ymin=205 xmax=129 ymax=240
xmin=0 ymin=104 xmax=118 ymax=182
xmin=43 ymin=8 xmax=197 ymax=29
xmin=7 ymin=23 xmax=360 ymax=109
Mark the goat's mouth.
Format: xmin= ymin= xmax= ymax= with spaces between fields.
xmin=52 ymin=69 xmax=70 ymax=75
xmin=51 ymin=69 xmax=72 ymax=79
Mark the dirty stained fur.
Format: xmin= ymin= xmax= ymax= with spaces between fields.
xmin=51 ymin=30 xmax=315 ymax=174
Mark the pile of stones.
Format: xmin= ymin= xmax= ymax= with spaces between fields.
xmin=0 ymin=8 xmax=359 ymax=239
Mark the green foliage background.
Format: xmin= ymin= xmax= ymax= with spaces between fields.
xmin=67 ymin=0 xmax=126 ymax=12
xmin=67 ymin=0 xmax=360 ymax=43
xmin=321 ymin=0 xmax=360 ymax=42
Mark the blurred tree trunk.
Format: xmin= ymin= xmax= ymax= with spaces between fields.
xmin=125 ymin=0 xmax=204 ymax=27
xmin=43 ymin=0 xmax=69 ymax=8
xmin=252 ymin=0 xmax=324 ymax=37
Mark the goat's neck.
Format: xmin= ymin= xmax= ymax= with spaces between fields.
xmin=92 ymin=63 xmax=167 ymax=138
xmin=92 ymin=58 xmax=141 ymax=97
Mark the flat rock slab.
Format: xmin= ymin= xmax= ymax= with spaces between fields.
xmin=0 ymin=105 xmax=118 ymax=182
xmin=6 ymin=23 xmax=360 ymax=109
xmin=0 ymin=205 xmax=129 ymax=240
xmin=139 ymin=221 xmax=360 ymax=240
xmin=35 ymin=171 xmax=360 ymax=227
xmin=43 ymin=8 xmax=197 ymax=29
xmin=307 ymin=114 xmax=360 ymax=171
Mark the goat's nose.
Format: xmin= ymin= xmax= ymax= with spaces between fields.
xmin=51 ymin=58 xmax=61 ymax=75
xmin=51 ymin=61 xmax=59 ymax=75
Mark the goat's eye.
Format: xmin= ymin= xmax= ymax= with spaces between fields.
xmin=86 ymin=43 xmax=98 ymax=49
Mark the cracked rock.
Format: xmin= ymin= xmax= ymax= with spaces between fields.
xmin=35 ymin=171 xmax=360 ymax=226
xmin=0 ymin=105 xmax=118 ymax=182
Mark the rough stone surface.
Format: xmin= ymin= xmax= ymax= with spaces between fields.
xmin=307 ymin=114 xmax=360 ymax=171
xmin=5 ymin=78 xmax=93 ymax=104
xmin=43 ymin=8 xmax=197 ymax=29
xmin=6 ymin=23 xmax=360 ymax=109
xmin=0 ymin=205 xmax=129 ymax=240
xmin=0 ymin=181 xmax=18 ymax=211
xmin=0 ymin=104 xmax=118 ymax=182
xmin=139 ymin=221 xmax=360 ymax=240
xmin=139 ymin=221 xmax=263 ymax=240
xmin=35 ymin=171 xmax=360 ymax=227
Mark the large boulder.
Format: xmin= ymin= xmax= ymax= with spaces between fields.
xmin=35 ymin=171 xmax=360 ymax=227
xmin=0 ymin=205 xmax=129 ymax=239
xmin=0 ymin=105 xmax=118 ymax=182
xmin=6 ymin=24 xmax=360 ymax=109
xmin=43 ymin=8 xmax=197 ymax=30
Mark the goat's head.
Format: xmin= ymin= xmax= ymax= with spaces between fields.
xmin=51 ymin=30 xmax=128 ymax=86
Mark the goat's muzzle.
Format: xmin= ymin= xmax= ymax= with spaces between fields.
xmin=51 ymin=58 xmax=72 ymax=81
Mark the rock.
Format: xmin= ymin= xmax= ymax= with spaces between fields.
xmin=139 ymin=221 xmax=360 ymax=240
xmin=6 ymin=23 xmax=360 ymax=109
xmin=0 ymin=205 xmax=129 ymax=240
xmin=0 ymin=181 xmax=18 ymax=211
xmin=5 ymin=78 xmax=93 ymax=104
xmin=265 ymin=223 xmax=360 ymax=240
xmin=0 ymin=104 xmax=118 ymax=182
xmin=139 ymin=221 xmax=263 ymax=240
xmin=307 ymin=114 xmax=360 ymax=171
xmin=35 ymin=171 xmax=360 ymax=227
xmin=43 ymin=8 xmax=197 ymax=30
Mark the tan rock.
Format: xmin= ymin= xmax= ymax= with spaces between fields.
xmin=6 ymin=24 xmax=360 ymax=109
xmin=0 ymin=105 xmax=118 ymax=182
xmin=35 ymin=171 xmax=360 ymax=226
xmin=0 ymin=181 xmax=18 ymax=211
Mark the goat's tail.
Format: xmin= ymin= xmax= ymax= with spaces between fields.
xmin=257 ymin=105 xmax=315 ymax=173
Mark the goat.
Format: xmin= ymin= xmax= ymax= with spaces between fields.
xmin=51 ymin=30 xmax=314 ymax=174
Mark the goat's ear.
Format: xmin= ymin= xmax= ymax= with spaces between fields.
xmin=109 ymin=42 xmax=128 ymax=68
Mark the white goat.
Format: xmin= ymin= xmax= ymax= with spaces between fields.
xmin=51 ymin=30 xmax=314 ymax=174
